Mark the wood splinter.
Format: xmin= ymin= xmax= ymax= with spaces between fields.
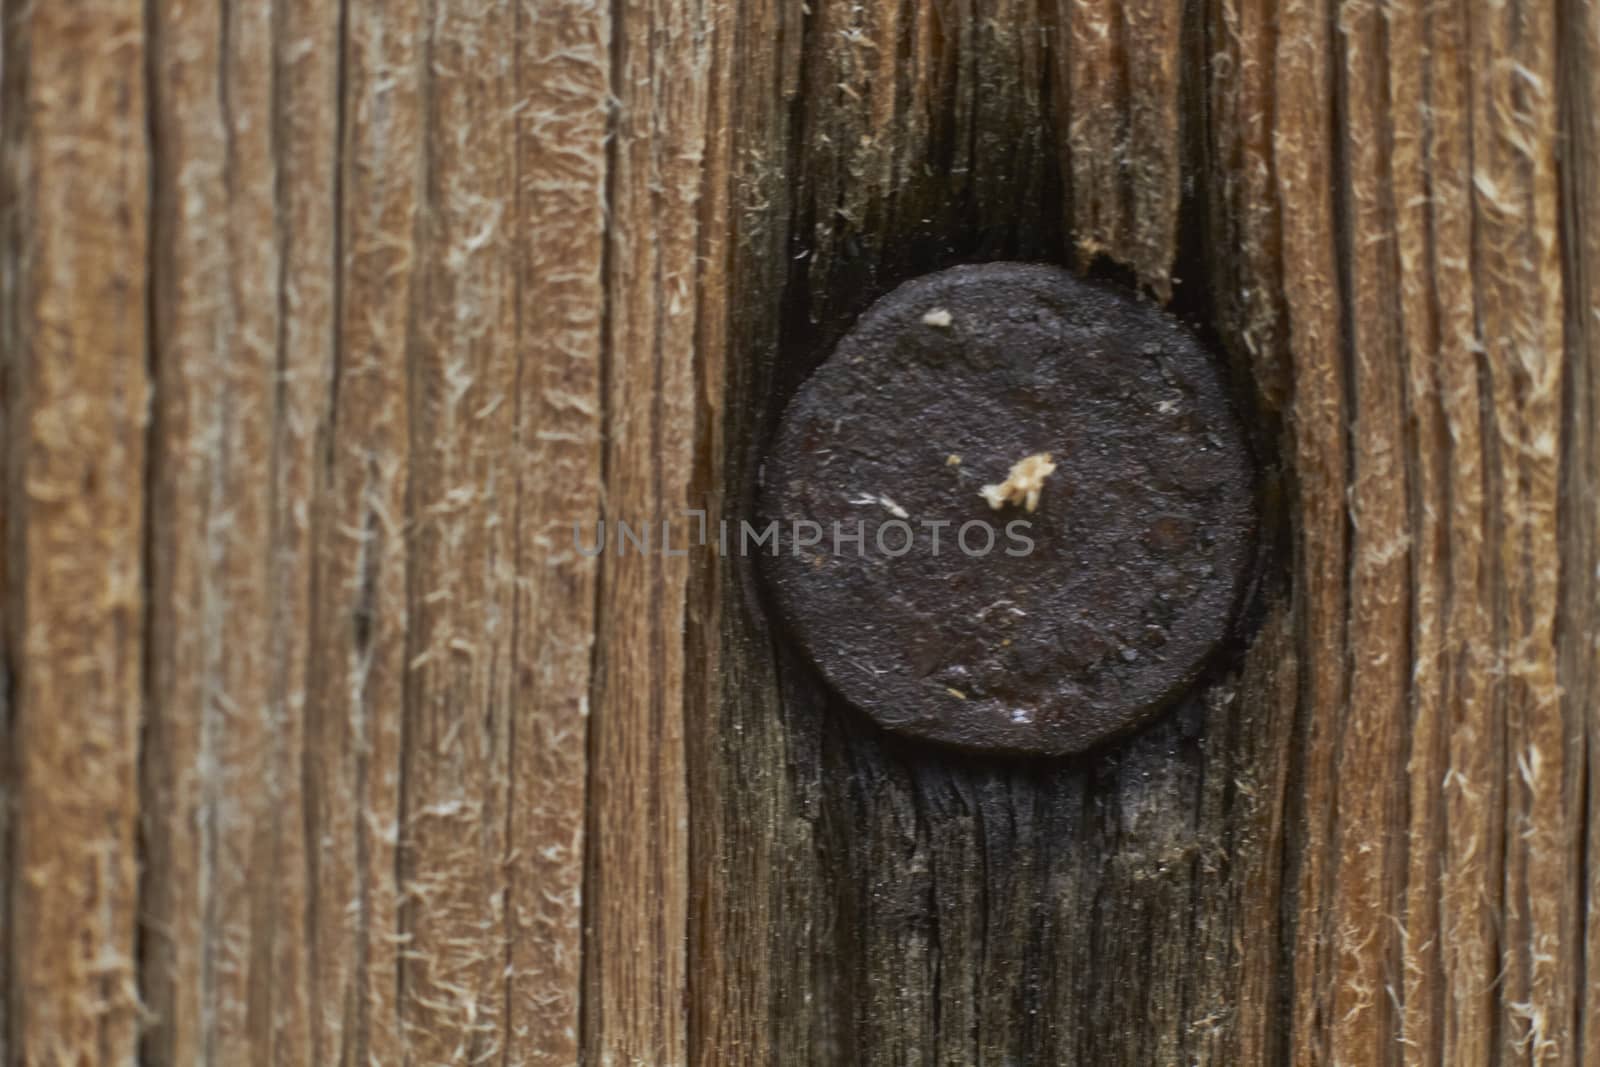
xmin=980 ymin=452 xmax=1057 ymax=512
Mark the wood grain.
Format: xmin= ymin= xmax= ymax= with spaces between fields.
xmin=140 ymin=0 xmax=313 ymax=1062
xmin=582 ymin=0 xmax=707 ymax=1061
xmin=2 ymin=1 xmax=149 ymax=1063
xmin=1562 ymin=8 xmax=1600 ymax=1067
xmin=2 ymin=0 xmax=1595 ymax=1064
xmin=508 ymin=2 xmax=609 ymax=1063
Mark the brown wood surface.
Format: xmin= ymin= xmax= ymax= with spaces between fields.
xmin=2 ymin=0 xmax=1596 ymax=1064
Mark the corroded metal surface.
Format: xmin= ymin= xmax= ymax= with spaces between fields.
xmin=759 ymin=263 xmax=1257 ymax=755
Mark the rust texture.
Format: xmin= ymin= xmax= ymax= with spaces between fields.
xmin=760 ymin=263 xmax=1256 ymax=755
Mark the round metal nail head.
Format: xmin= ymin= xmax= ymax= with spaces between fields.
xmin=758 ymin=262 xmax=1257 ymax=756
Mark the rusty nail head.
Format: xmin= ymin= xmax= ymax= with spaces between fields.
xmin=758 ymin=262 xmax=1257 ymax=756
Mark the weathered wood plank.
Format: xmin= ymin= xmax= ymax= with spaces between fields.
xmin=262 ymin=0 xmax=343 ymax=1059
xmin=140 ymin=1 xmax=307 ymax=1062
xmin=300 ymin=2 xmax=422 ymax=1060
xmin=1 ymin=1 xmax=150 ymax=1063
xmin=689 ymin=2 xmax=1294 ymax=1064
xmin=1420 ymin=5 xmax=1501 ymax=1062
xmin=685 ymin=3 xmax=816 ymax=1064
xmin=506 ymin=1 xmax=611 ymax=1062
xmin=695 ymin=0 xmax=1588 ymax=1063
xmin=1470 ymin=4 xmax=1575 ymax=1062
xmin=1389 ymin=2 xmax=1451 ymax=1061
xmin=1327 ymin=0 xmax=1413 ymax=1060
xmin=3 ymin=0 xmax=1595 ymax=1064
xmin=396 ymin=2 xmax=521 ymax=1062
xmin=581 ymin=0 xmax=711 ymax=1060
xmin=1275 ymin=0 xmax=1352 ymax=1052
xmin=131 ymin=3 xmax=611 ymax=1063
